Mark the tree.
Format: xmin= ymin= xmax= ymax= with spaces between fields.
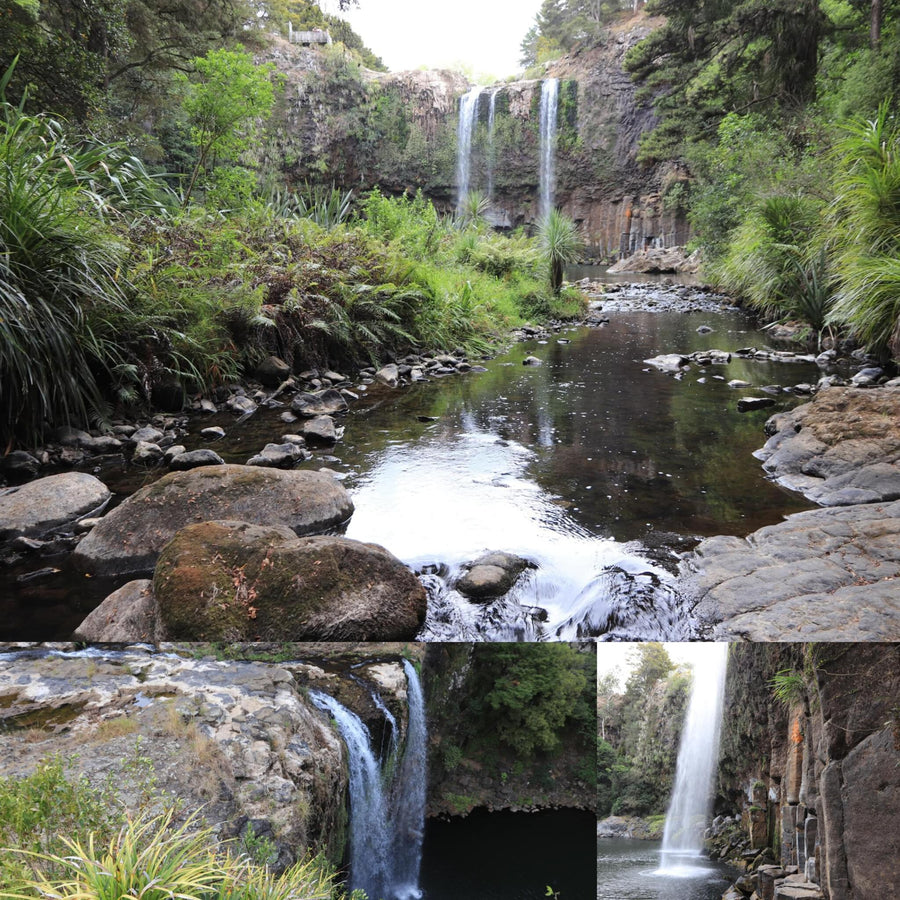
xmin=626 ymin=0 xmax=827 ymax=163
xmin=177 ymin=48 xmax=278 ymax=204
xmin=466 ymin=644 xmax=594 ymax=756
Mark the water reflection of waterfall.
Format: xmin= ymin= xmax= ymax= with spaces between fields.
xmin=539 ymin=78 xmax=559 ymax=220
xmin=657 ymin=644 xmax=729 ymax=876
xmin=310 ymin=661 xmax=427 ymax=900
xmin=456 ymin=87 xmax=482 ymax=216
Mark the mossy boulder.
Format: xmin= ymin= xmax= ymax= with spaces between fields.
xmin=72 ymin=465 xmax=353 ymax=577
xmin=152 ymin=520 xmax=426 ymax=640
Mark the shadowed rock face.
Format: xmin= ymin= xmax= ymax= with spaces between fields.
xmin=152 ymin=521 xmax=426 ymax=641
xmin=71 ymin=465 xmax=354 ymax=578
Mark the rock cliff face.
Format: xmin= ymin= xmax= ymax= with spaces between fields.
xmin=0 ymin=644 xmax=425 ymax=870
xmin=261 ymin=15 xmax=687 ymax=257
xmin=716 ymin=643 xmax=900 ymax=900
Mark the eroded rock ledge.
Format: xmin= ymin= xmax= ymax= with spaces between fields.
xmin=682 ymin=386 xmax=900 ymax=640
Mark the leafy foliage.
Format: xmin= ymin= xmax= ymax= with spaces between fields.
xmin=176 ymin=49 xmax=279 ymax=205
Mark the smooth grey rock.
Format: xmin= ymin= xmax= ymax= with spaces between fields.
xmin=247 ymin=442 xmax=306 ymax=468
xmin=131 ymin=440 xmax=164 ymax=465
xmin=131 ymin=426 xmax=164 ymax=444
xmin=291 ymin=389 xmax=348 ymax=418
xmin=644 ymin=354 xmax=689 ymax=372
xmin=0 ymin=473 xmax=111 ymax=541
xmin=522 ymin=356 xmax=543 ymax=367
xmin=301 ymin=415 xmax=338 ymax=445
xmin=72 ymin=465 xmax=353 ymax=577
xmin=255 ymin=355 xmax=291 ymax=387
xmin=201 ymin=426 xmax=226 ymax=440
xmin=168 ymin=449 xmax=225 ymax=470
xmin=79 ymin=434 xmax=124 ymax=454
xmin=74 ymin=580 xmax=159 ymax=642
xmin=163 ymin=444 xmax=186 ymax=463
xmin=227 ymin=394 xmax=258 ymax=416
xmin=375 ymin=364 xmax=400 ymax=387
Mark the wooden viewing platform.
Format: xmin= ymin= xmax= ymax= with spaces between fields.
xmin=287 ymin=24 xmax=332 ymax=45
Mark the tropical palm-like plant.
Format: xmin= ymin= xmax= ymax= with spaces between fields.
xmin=538 ymin=209 xmax=583 ymax=293
xmin=827 ymin=100 xmax=900 ymax=357
xmin=455 ymin=189 xmax=491 ymax=228
xmin=268 ymin=183 xmax=354 ymax=229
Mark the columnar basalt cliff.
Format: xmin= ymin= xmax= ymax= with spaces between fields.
xmin=259 ymin=15 xmax=688 ymax=258
xmin=713 ymin=644 xmax=900 ymax=900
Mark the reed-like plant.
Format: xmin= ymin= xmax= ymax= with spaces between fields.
xmin=827 ymin=100 xmax=900 ymax=356
xmin=538 ymin=209 xmax=583 ymax=294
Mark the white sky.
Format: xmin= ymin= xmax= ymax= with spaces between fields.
xmin=597 ymin=643 xmax=720 ymax=691
xmin=322 ymin=0 xmax=545 ymax=79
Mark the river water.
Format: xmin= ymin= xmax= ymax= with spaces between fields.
xmin=0 ymin=295 xmax=820 ymax=640
xmin=421 ymin=808 xmax=596 ymax=899
xmin=597 ymin=839 xmax=737 ymax=900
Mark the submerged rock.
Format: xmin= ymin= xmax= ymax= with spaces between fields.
xmin=169 ymin=448 xmax=225 ymax=470
xmin=0 ymin=473 xmax=111 ymax=541
xmin=152 ymin=521 xmax=426 ymax=640
xmin=72 ymin=465 xmax=353 ymax=577
xmin=291 ymin=389 xmax=348 ymax=418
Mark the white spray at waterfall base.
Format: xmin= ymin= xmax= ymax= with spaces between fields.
xmin=656 ymin=642 xmax=729 ymax=877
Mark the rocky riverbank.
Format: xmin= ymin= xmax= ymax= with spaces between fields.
xmin=682 ymin=385 xmax=900 ymax=640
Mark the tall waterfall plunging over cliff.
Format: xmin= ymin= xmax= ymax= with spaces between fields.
xmin=456 ymin=87 xmax=482 ymax=216
xmin=486 ymin=88 xmax=498 ymax=203
xmin=310 ymin=661 xmax=427 ymax=900
xmin=658 ymin=643 xmax=729 ymax=874
xmin=390 ymin=659 xmax=427 ymax=899
xmin=538 ymin=78 xmax=559 ymax=221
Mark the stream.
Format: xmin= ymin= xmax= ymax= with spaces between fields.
xmin=0 ymin=285 xmax=821 ymax=640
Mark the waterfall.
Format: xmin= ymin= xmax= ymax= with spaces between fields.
xmin=390 ymin=659 xmax=427 ymax=900
xmin=310 ymin=660 xmax=427 ymax=900
xmin=539 ymin=78 xmax=559 ymax=221
xmin=310 ymin=690 xmax=392 ymax=898
xmin=486 ymin=88 xmax=498 ymax=203
xmin=658 ymin=643 xmax=729 ymax=875
xmin=456 ymin=87 xmax=482 ymax=216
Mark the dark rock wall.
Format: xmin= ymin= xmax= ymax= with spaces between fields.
xmin=718 ymin=643 xmax=900 ymax=899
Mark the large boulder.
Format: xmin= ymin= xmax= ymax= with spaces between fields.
xmin=71 ymin=465 xmax=353 ymax=577
xmin=757 ymin=386 xmax=900 ymax=506
xmin=152 ymin=521 xmax=426 ymax=640
xmin=0 ymin=472 xmax=111 ymax=541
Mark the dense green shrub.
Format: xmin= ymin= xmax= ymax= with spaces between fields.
xmin=827 ymin=101 xmax=900 ymax=357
